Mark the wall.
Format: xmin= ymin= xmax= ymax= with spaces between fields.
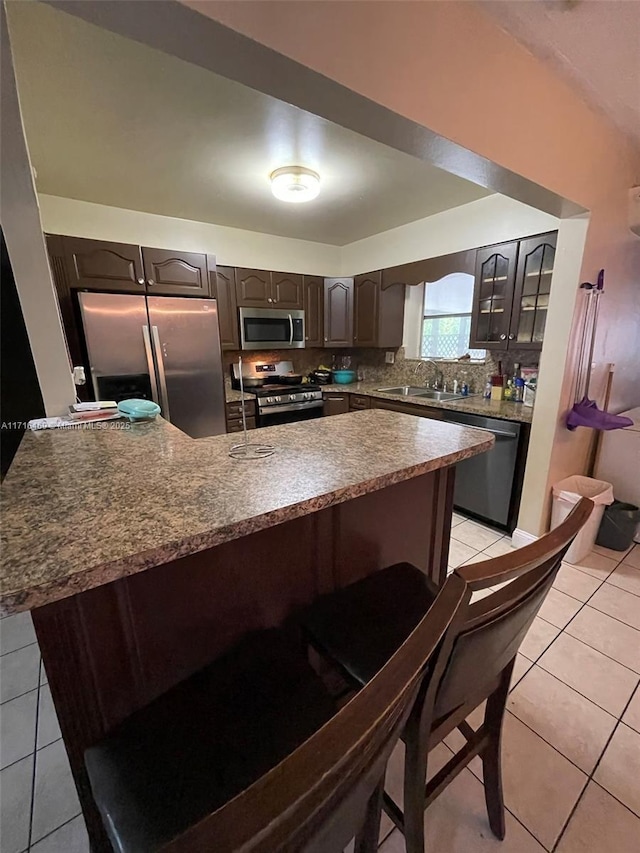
xmin=0 ymin=9 xmax=75 ymax=417
xmin=38 ymin=195 xmax=342 ymax=276
xmin=40 ymin=192 xmax=558 ymax=277
xmin=342 ymin=195 xmax=558 ymax=273
xmin=194 ymin=0 xmax=640 ymax=537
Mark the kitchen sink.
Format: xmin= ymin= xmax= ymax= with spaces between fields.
xmin=375 ymin=386 xmax=432 ymax=396
xmin=376 ymin=386 xmax=478 ymax=402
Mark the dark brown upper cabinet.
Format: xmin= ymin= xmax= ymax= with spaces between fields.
xmin=235 ymin=269 xmax=303 ymax=309
xmin=469 ymin=241 xmax=519 ymax=350
xmin=271 ymin=272 xmax=303 ymax=309
xmin=235 ymin=268 xmax=272 ymax=307
xmin=209 ymin=261 xmax=239 ymax=351
xmin=303 ymin=276 xmax=324 ymax=348
xmin=324 ymin=278 xmax=354 ymax=347
xmin=141 ymin=248 xmax=209 ymax=297
xmin=353 ymin=272 xmax=379 ymax=346
xmin=374 ymin=270 xmax=406 ymax=348
xmin=470 ymin=232 xmax=557 ymax=351
xmin=61 ymin=237 xmax=145 ymax=292
xmin=510 ymin=232 xmax=557 ymax=351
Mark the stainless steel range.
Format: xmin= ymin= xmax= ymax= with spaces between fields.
xmin=231 ymin=360 xmax=323 ymax=427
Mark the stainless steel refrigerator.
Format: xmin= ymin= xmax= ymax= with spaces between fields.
xmin=78 ymin=291 xmax=226 ymax=439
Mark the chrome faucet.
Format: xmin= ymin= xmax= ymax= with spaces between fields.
xmin=414 ymin=359 xmax=444 ymax=390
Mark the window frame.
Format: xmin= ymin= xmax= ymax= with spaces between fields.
xmin=420 ymin=277 xmax=486 ymax=361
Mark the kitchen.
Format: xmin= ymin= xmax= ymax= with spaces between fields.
xmin=3 ymin=4 xmax=640 ymax=853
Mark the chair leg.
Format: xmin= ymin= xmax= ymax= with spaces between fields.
xmin=403 ymin=722 xmax=429 ymax=853
xmin=481 ymin=661 xmax=514 ymax=840
xmin=354 ymin=776 xmax=384 ymax=853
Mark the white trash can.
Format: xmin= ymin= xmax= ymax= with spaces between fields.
xmin=551 ymin=475 xmax=614 ymax=564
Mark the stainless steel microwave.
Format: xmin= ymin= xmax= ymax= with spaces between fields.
xmin=239 ymin=307 xmax=305 ymax=350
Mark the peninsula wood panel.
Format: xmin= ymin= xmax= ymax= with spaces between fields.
xmin=31 ymin=470 xmax=454 ymax=852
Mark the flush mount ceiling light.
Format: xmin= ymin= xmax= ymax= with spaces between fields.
xmin=270 ymin=166 xmax=320 ymax=203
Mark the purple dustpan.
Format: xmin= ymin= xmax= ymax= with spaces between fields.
xmin=566 ymin=397 xmax=633 ymax=431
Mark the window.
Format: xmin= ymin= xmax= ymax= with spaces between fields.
xmin=421 ymin=273 xmax=485 ymax=360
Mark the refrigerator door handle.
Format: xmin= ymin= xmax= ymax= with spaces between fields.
xmin=151 ymin=325 xmax=171 ymax=421
xmin=141 ymin=325 xmax=160 ymax=405
xmin=288 ymin=313 xmax=293 ymax=345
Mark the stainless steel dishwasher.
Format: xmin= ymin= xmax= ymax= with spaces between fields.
xmin=441 ymin=410 xmax=523 ymax=530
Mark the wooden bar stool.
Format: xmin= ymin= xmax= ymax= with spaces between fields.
xmin=84 ymin=574 xmax=471 ymax=852
xmin=298 ymin=499 xmax=593 ymax=853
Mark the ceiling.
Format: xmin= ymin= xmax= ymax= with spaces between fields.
xmin=480 ymin=0 xmax=640 ymax=149
xmin=6 ymin=2 xmax=491 ymax=246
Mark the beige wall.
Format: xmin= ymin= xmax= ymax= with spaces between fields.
xmin=1 ymin=10 xmax=75 ymax=416
xmin=342 ymin=195 xmax=558 ymax=274
xmin=40 ymin=193 xmax=557 ymax=279
xmin=39 ymin=195 xmax=342 ymax=276
xmin=192 ymin=0 xmax=640 ymax=536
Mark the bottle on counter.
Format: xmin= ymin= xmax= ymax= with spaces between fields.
xmin=514 ymin=376 xmax=525 ymax=403
xmin=504 ymin=379 xmax=514 ymax=401
xmin=484 ymin=376 xmax=492 ymax=399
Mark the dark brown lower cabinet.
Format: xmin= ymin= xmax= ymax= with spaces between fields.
xmin=370 ymin=398 xmax=443 ymax=420
xmin=225 ymin=400 xmax=256 ymax=433
xmin=349 ymin=394 xmax=370 ymax=411
xmin=323 ymin=392 xmax=350 ymax=416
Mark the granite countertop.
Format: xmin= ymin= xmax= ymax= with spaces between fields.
xmin=320 ymin=383 xmax=534 ymax=424
xmin=0 ymin=412 xmax=493 ymax=615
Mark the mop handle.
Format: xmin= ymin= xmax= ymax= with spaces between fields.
xmin=575 ymin=285 xmax=593 ymax=402
xmin=583 ymin=271 xmax=605 ymax=399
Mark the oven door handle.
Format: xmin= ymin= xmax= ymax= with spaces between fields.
xmin=259 ymin=400 xmax=324 ymax=415
xmin=288 ymin=313 xmax=293 ymax=345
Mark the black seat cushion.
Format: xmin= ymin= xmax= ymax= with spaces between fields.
xmin=300 ymin=562 xmax=438 ymax=686
xmin=85 ymin=629 xmax=336 ymax=853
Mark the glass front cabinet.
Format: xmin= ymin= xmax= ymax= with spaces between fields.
xmin=469 ymin=232 xmax=557 ymax=352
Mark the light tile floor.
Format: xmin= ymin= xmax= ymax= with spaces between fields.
xmin=2 ymin=518 xmax=639 ymax=852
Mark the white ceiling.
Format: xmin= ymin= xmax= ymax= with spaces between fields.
xmin=480 ymin=0 xmax=640 ymax=149
xmin=6 ymin=2 xmax=491 ymax=246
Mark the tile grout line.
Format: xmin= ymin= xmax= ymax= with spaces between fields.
xmin=0 ymin=640 xmax=39 ymax=659
xmin=551 ymin=689 xmax=640 ymax=852
xmin=25 ymin=811 xmax=83 ymax=851
xmin=523 ymin=658 xmax=640 ymax=719
xmin=26 ymin=657 xmax=43 ymax=852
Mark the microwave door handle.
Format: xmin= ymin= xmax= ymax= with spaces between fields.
xmin=142 ymin=325 xmax=160 ymax=405
xmin=289 ymin=313 xmax=293 ymax=345
xmin=151 ymin=325 xmax=171 ymax=421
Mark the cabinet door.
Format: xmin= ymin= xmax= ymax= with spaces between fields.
xmin=303 ymin=276 xmax=324 ymax=347
xmin=210 ymin=261 xmax=239 ymax=350
xmin=141 ymin=248 xmax=209 ymax=296
xmin=370 ymin=398 xmax=443 ymax=420
xmin=510 ymin=232 xmax=557 ymax=351
xmin=272 ymin=272 xmax=303 ymax=309
xmin=353 ymin=272 xmax=380 ymax=346
xmin=62 ymin=237 xmax=145 ymax=292
xmin=235 ymin=269 xmax=272 ymax=307
xmin=323 ymin=393 xmax=350 ymax=416
xmin=469 ymin=242 xmax=518 ymax=350
xmin=379 ymin=273 xmax=406 ymax=349
xmin=324 ymin=278 xmax=354 ymax=347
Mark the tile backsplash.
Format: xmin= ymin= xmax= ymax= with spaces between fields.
xmin=224 ymin=347 xmax=539 ymax=394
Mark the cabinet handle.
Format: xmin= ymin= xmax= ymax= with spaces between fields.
xmin=499 ymin=333 xmax=507 ymax=340
xmin=147 ymin=279 xmax=155 ymax=286
xmin=508 ymin=334 xmax=515 ymax=340
xmin=137 ymin=278 xmax=145 ymax=285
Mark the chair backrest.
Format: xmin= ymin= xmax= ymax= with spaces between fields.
xmin=163 ymin=573 xmax=471 ymax=853
xmin=432 ymin=497 xmax=593 ymax=719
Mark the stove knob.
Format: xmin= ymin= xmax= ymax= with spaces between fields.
xmin=274 ymin=396 xmax=282 ymax=403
